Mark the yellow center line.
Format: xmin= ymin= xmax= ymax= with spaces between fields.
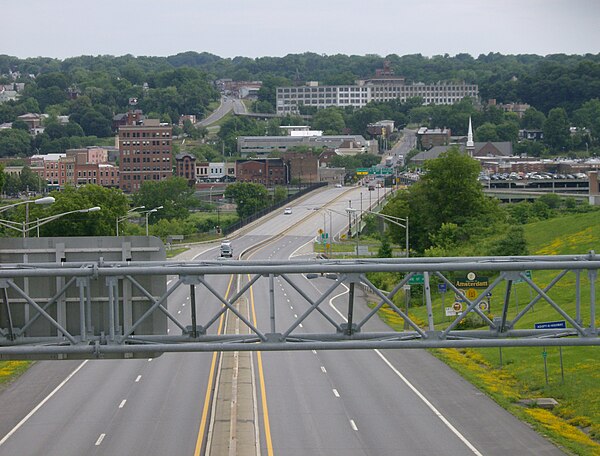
xmin=194 ymin=274 xmax=234 ymax=456
xmin=249 ymin=279 xmax=274 ymax=456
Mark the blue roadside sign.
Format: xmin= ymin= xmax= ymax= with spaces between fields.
xmin=534 ymin=320 xmax=566 ymax=330
xmin=438 ymin=283 xmax=447 ymax=293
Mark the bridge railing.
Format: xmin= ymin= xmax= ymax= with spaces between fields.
xmin=0 ymin=254 xmax=598 ymax=359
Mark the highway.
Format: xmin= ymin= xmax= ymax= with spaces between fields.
xmin=0 ymin=186 xmax=565 ymax=455
xmin=243 ymin=187 xmax=564 ymax=455
xmin=196 ymin=96 xmax=236 ymax=127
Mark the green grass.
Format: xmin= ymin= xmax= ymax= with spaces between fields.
xmin=370 ymin=210 xmax=600 ymax=455
xmin=0 ymin=361 xmax=31 ymax=390
xmin=166 ymin=247 xmax=188 ymax=258
xmin=525 ymin=211 xmax=600 ymax=255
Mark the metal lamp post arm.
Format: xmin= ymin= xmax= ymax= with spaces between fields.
xmin=31 ymin=207 xmax=101 ymax=237
xmin=0 ymin=218 xmax=27 ymax=234
xmin=116 ymin=206 xmax=145 ymax=236
xmin=364 ymin=210 xmax=409 ymax=258
xmin=0 ymin=197 xmax=55 ymax=214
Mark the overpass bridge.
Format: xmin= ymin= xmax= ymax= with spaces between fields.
xmin=482 ymin=188 xmax=589 ymax=203
xmin=0 ymin=237 xmax=597 ymax=360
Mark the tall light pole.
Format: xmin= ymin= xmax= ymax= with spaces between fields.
xmin=346 ymin=200 xmax=353 ymax=237
xmin=0 ymin=204 xmax=99 ymax=237
xmin=0 ymin=196 xmax=55 ymax=238
xmin=346 ymin=204 xmax=358 ymax=256
xmin=142 ymin=206 xmax=163 ymax=236
xmin=34 ymin=207 xmax=101 ymax=237
xmin=116 ymin=206 xmax=144 ymax=236
xmin=365 ymin=210 xmax=409 ymax=257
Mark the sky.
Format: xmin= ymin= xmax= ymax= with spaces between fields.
xmin=1 ymin=0 xmax=599 ymax=60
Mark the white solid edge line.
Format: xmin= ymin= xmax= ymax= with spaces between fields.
xmin=0 ymin=360 xmax=89 ymax=447
xmin=374 ymin=349 xmax=483 ymax=456
xmin=325 ymin=285 xmax=483 ymax=456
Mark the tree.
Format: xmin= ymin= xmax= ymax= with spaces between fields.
xmin=20 ymin=166 xmax=44 ymax=192
xmin=39 ymin=185 xmax=129 ymax=237
xmin=0 ymin=164 xmax=5 ymax=194
xmin=252 ymin=100 xmax=275 ymax=114
xmin=182 ymin=119 xmax=201 ymax=139
xmin=377 ymin=235 xmax=393 ymax=258
xmin=496 ymin=121 xmax=519 ymax=142
xmin=132 ymin=177 xmax=196 ymax=221
xmin=312 ymin=108 xmax=345 ymax=134
xmin=3 ymin=173 xmax=20 ymax=196
xmin=543 ymin=108 xmax=570 ymax=151
xmin=384 ymin=147 xmax=499 ymax=252
xmin=489 ymin=226 xmax=528 ymax=256
xmin=79 ymin=109 xmax=112 ymax=137
xmin=475 ymin=122 xmax=498 ymax=142
xmin=273 ymin=186 xmax=288 ymax=204
xmin=572 ymin=98 xmax=600 ymax=146
xmin=521 ymin=107 xmax=546 ymax=130
xmin=224 ymin=182 xmax=269 ymax=219
xmin=11 ymin=119 xmax=29 ymax=132
xmin=0 ymin=129 xmax=32 ymax=157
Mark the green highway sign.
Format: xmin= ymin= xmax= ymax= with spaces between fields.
xmin=370 ymin=167 xmax=393 ymax=175
xmin=408 ymin=273 xmax=424 ymax=285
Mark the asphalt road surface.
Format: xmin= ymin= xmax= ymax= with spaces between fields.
xmin=0 ymin=186 xmax=565 ymax=455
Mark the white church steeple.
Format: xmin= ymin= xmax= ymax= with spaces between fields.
xmin=466 ymin=116 xmax=474 ymax=157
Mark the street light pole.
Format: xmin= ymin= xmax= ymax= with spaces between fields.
xmin=347 ymin=200 xmax=352 ymax=237
xmin=117 ymin=206 xmax=145 ymax=236
xmin=34 ymin=207 xmax=101 ymax=237
xmin=0 ymin=204 xmax=99 ymax=237
xmin=0 ymin=196 xmax=55 ymax=238
xmin=142 ymin=206 xmax=163 ymax=236
xmin=364 ymin=210 xmax=410 ymax=258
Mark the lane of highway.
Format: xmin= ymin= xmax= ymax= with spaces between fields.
xmin=244 ymin=198 xmax=564 ymax=455
xmin=0 ymin=183 xmax=566 ymax=455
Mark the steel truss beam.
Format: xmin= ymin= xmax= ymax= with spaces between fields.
xmin=0 ymin=254 xmax=598 ymax=359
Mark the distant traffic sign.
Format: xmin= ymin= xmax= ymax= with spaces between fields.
xmin=534 ymin=320 xmax=567 ymax=330
xmin=437 ymin=283 xmax=447 ymax=293
xmin=408 ymin=273 xmax=424 ymax=285
xmin=371 ymin=168 xmax=393 ymax=175
xmin=465 ymin=288 xmax=478 ymax=300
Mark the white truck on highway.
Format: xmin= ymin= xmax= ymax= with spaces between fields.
xmin=220 ymin=240 xmax=233 ymax=258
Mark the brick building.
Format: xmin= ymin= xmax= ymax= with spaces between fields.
xmin=235 ymin=158 xmax=286 ymax=186
xmin=282 ymin=152 xmax=319 ymax=185
xmin=175 ymin=153 xmax=196 ymax=185
xmin=118 ymin=115 xmax=173 ymax=193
